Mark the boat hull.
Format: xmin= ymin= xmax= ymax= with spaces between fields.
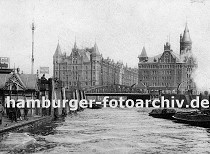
xmin=149 ymin=113 xmax=175 ymax=120
xmin=149 ymin=108 xmax=176 ymax=119
xmin=173 ymin=113 xmax=210 ymax=127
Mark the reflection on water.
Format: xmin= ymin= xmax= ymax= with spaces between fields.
xmin=1 ymin=108 xmax=210 ymax=153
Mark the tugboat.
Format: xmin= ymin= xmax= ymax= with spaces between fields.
xmin=172 ymin=109 xmax=210 ymax=127
xmin=149 ymin=108 xmax=176 ymax=119
xmin=172 ymin=92 xmax=210 ymax=127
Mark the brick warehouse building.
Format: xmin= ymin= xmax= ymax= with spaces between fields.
xmin=53 ymin=41 xmax=138 ymax=90
xmin=138 ymin=24 xmax=197 ymax=94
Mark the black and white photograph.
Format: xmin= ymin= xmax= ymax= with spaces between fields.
xmin=0 ymin=0 xmax=210 ymax=153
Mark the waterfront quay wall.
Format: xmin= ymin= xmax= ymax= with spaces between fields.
xmin=0 ymin=116 xmax=53 ymax=134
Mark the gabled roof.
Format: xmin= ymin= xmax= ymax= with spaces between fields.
xmin=84 ymin=51 xmax=91 ymax=62
xmin=77 ymin=49 xmax=91 ymax=63
xmin=0 ymin=73 xmax=38 ymax=91
xmin=159 ymin=51 xmax=181 ymax=63
xmin=136 ymin=82 xmax=147 ymax=89
xmin=147 ymin=53 xmax=162 ymax=62
xmin=170 ymin=52 xmax=181 ymax=62
xmin=146 ymin=51 xmax=182 ymax=63
xmin=19 ymin=74 xmax=38 ymax=90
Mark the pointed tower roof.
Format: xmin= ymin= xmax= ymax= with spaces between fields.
xmin=92 ymin=42 xmax=100 ymax=55
xmin=74 ymin=37 xmax=77 ymax=49
xmin=139 ymin=46 xmax=148 ymax=57
xmin=74 ymin=41 xmax=77 ymax=49
xmin=182 ymin=24 xmax=191 ymax=42
xmin=54 ymin=41 xmax=62 ymax=57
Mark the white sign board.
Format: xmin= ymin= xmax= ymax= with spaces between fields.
xmin=40 ymin=67 xmax=49 ymax=74
xmin=0 ymin=57 xmax=10 ymax=69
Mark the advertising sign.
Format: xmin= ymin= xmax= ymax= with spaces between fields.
xmin=40 ymin=67 xmax=49 ymax=74
xmin=0 ymin=57 xmax=10 ymax=69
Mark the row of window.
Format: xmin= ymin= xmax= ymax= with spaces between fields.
xmin=139 ymin=64 xmax=184 ymax=69
xmin=59 ymin=75 xmax=97 ymax=81
xmin=146 ymin=83 xmax=194 ymax=88
xmin=143 ymin=82 xmax=170 ymax=87
xmin=187 ymin=68 xmax=193 ymax=72
xmin=55 ymin=65 xmax=123 ymax=71
xmin=163 ymin=70 xmax=172 ymax=75
xmin=143 ymin=70 xmax=174 ymax=75
xmin=65 ymin=81 xmax=96 ymax=86
xmin=55 ymin=64 xmax=137 ymax=76
xmin=54 ymin=65 xmax=98 ymax=70
xmin=162 ymin=76 xmax=172 ymax=80
xmin=160 ymin=59 xmax=174 ymax=63
xmin=141 ymin=70 xmax=184 ymax=75
xmin=143 ymin=76 xmax=172 ymax=80
xmin=152 ymin=77 xmax=158 ymax=80
xmin=151 ymin=71 xmax=158 ymax=75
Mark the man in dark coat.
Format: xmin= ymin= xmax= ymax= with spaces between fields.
xmin=24 ymin=102 xmax=28 ymax=120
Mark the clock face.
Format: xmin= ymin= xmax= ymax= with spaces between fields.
xmin=165 ymin=53 xmax=169 ymax=56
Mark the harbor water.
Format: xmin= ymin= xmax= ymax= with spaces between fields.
xmin=1 ymin=107 xmax=210 ymax=153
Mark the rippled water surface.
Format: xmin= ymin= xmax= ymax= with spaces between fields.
xmin=1 ymin=108 xmax=210 ymax=154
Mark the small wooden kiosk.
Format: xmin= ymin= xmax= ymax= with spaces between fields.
xmin=0 ymin=71 xmax=39 ymax=116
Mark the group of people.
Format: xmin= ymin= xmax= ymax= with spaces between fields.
xmin=0 ymin=101 xmax=28 ymax=125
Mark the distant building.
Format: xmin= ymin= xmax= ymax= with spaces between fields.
xmin=53 ymin=41 xmax=138 ymax=90
xmin=138 ymin=24 xmax=197 ymax=94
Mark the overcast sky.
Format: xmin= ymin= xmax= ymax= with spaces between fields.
xmin=0 ymin=0 xmax=210 ymax=90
